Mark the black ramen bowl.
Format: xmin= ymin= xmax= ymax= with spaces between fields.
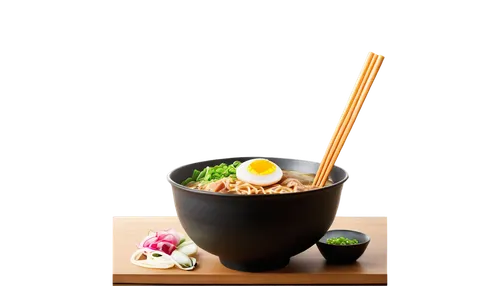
xmin=316 ymin=229 xmax=370 ymax=264
xmin=167 ymin=157 xmax=348 ymax=272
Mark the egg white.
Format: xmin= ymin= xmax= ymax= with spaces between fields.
xmin=236 ymin=158 xmax=283 ymax=186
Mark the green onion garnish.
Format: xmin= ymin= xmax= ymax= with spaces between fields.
xmin=326 ymin=236 xmax=359 ymax=245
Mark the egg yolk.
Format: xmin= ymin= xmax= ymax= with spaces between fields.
xmin=247 ymin=160 xmax=276 ymax=175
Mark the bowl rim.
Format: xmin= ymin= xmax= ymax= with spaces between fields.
xmin=317 ymin=229 xmax=371 ymax=246
xmin=166 ymin=156 xmax=349 ymax=197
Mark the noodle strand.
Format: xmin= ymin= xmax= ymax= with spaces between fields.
xmin=186 ymin=171 xmax=319 ymax=195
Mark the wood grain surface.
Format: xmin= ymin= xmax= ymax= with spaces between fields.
xmin=113 ymin=217 xmax=387 ymax=285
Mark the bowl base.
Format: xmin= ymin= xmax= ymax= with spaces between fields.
xmin=326 ymin=259 xmax=359 ymax=264
xmin=219 ymin=257 xmax=290 ymax=272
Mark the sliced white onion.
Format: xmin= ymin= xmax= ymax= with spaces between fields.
xmin=170 ymin=250 xmax=193 ymax=268
xmin=131 ymin=260 xmax=175 ymax=269
xmin=166 ymin=250 xmax=196 ymax=271
xmin=130 ymin=248 xmax=197 ymax=271
xmin=130 ymin=249 xmax=175 ymax=269
xmin=177 ymin=241 xmax=198 ymax=256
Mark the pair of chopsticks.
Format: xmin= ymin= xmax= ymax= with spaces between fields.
xmin=313 ymin=52 xmax=384 ymax=187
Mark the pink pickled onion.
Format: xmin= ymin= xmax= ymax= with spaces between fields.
xmin=138 ymin=236 xmax=157 ymax=248
xmin=137 ymin=228 xmax=181 ymax=255
xmin=157 ymin=241 xmax=176 ymax=254
xmin=156 ymin=229 xmax=181 ymax=245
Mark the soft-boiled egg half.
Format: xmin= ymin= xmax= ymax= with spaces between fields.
xmin=236 ymin=158 xmax=283 ymax=186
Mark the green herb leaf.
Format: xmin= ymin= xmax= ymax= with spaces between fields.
xmin=192 ymin=169 xmax=200 ymax=180
xmin=196 ymin=167 xmax=207 ymax=181
xmin=178 ymin=238 xmax=186 ymax=246
xmin=181 ymin=178 xmax=194 ymax=185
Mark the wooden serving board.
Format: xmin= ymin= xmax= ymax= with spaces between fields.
xmin=113 ymin=217 xmax=387 ymax=285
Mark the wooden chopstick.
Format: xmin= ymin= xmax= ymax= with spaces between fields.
xmin=318 ymin=54 xmax=384 ymax=186
xmin=313 ymin=52 xmax=376 ymax=186
xmin=316 ymin=54 xmax=379 ymax=186
xmin=314 ymin=53 xmax=385 ymax=187
xmin=312 ymin=52 xmax=375 ymax=186
xmin=313 ymin=51 xmax=374 ymax=186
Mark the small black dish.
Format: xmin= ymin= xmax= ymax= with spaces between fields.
xmin=316 ymin=229 xmax=370 ymax=264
